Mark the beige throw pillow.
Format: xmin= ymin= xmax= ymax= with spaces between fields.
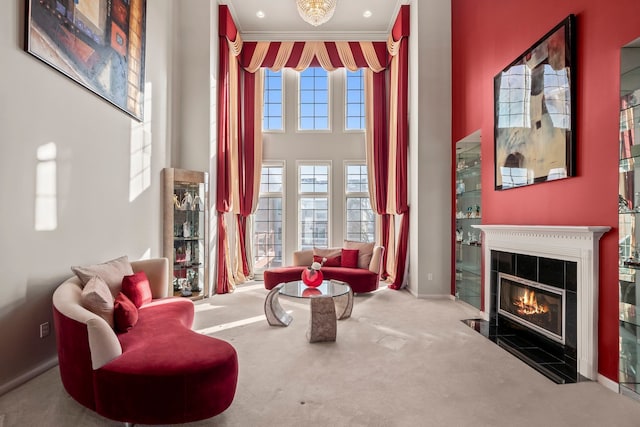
xmin=343 ymin=240 xmax=375 ymax=270
xmin=80 ymin=276 xmax=115 ymax=329
xmin=71 ymin=255 xmax=134 ymax=297
xmin=313 ymin=247 xmax=342 ymax=259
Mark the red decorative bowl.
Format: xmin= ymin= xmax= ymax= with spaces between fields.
xmin=301 ymin=269 xmax=323 ymax=287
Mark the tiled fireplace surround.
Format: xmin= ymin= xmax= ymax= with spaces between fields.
xmin=472 ymin=225 xmax=610 ymax=383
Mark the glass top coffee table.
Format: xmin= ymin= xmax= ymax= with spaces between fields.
xmin=264 ymin=280 xmax=354 ymax=342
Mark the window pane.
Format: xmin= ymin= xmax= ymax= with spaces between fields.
xmin=315 ymin=104 xmax=328 ymax=117
xmin=316 ymin=91 xmax=328 ymax=103
xmin=300 ymin=90 xmax=314 ymax=104
xmin=267 ymin=118 xmax=280 ymax=130
xmin=346 ymin=164 xmax=369 ymax=193
xmin=300 ymin=117 xmax=314 ymax=130
xmin=345 ymin=69 xmax=365 ymax=130
xmin=300 ymin=165 xmax=315 ymax=175
xmin=347 ymin=104 xmax=361 ymax=117
xmin=344 ymin=163 xmax=374 ymax=242
xmin=316 ymin=76 xmax=328 ymax=90
xmin=300 ymin=104 xmax=314 ymax=117
xmin=298 ymin=163 xmax=330 ymax=249
xmin=315 ymin=117 xmax=329 ymax=129
xmin=298 ymin=68 xmax=329 ymax=131
xmin=254 ymin=165 xmax=284 ymax=270
xmin=299 ymin=196 xmax=329 ymax=250
xmin=268 ymin=104 xmax=282 ymax=117
xmin=263 ymin=70 xmax=283 ymax=131
xmin=315 ymin=183 xmax=328 ymax=193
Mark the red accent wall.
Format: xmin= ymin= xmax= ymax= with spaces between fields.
xmin=452 ymin=0 xmax=640 ymax=382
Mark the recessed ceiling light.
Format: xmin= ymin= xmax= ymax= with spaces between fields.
xmin=363 ymin=10 xmax=372 ymax=18
xmin=256 ymin=10 xmax=265 ymax=19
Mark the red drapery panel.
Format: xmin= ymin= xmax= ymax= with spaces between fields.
xmin=216 ymin=28 xmax=232 ymax=293
xmin=217 ymin=7 xmax=265 ymax=292
xmin=369 ymin=70 xmax=391 ymax=279
xmin=217 ymin=4 xmax=411 ymax=291
xmin=388 ymin=23 xmax=410 ymax=290
xmin=364 ymin=5 xmax=410 ymax=289
xmin=235 ymin=71 xmax=257 ymax=278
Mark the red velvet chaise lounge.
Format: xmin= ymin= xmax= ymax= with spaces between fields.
xmin=53 ymin=257 xmax=238 ymax=425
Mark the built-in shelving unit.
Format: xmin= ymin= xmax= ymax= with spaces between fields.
xmin=455 ymin=133 xmax=481 ymax=309
xmin=619 ymin=41 xmax=640 ymax=398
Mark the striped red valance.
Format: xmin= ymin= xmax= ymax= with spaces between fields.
xmin=218 ymin=5 xmax=409 ymax=73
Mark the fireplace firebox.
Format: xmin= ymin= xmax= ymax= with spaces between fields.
xmin=498 ymin=273 xmax=565 ymax=345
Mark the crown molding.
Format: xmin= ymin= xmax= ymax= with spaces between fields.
xmin=239 ymin=31 xmax=389 ymax=42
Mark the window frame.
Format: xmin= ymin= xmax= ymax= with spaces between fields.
xmin=344 ymin=161 xmax=376 ymax=243
xmin=253 ymin=161 xmax=286 ymax=272
xmin=297 ymin=160 xmax=332 ymax=250
xmin=262 ymin=69 xmax=285 ymax=133
xmin=297 ymin=67 xmax=332 ymax=132
xmin=344 ymin=68 xmax=365 ymax=132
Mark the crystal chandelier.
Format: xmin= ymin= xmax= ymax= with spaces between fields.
xmin=296 ymin=0 xmax=337 ymax=27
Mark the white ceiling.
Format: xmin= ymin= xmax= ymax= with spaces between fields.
xmin=219 ymin=0 xmax=408 ymax=41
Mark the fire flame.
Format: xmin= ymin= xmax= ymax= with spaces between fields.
xmin=513 ymin=289 xmax=548 ymax=316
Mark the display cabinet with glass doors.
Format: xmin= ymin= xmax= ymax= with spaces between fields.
xmin=454 ymin=137 xmax=482 ymax=309
xmin=162 ymin=168 xmax=209 ymax=299
xmin=619 ymin=80 xmax=640 ymax=397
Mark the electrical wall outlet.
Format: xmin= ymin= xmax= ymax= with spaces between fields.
xmin=39 ymin=322 xmax=50 ymax=338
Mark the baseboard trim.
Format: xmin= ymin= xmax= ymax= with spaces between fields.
xmin=597 ymin=374 xmax=619 ymax=393
xmin=0 ymin=356 xmax=58 ymax=397
xmin=416 ymin=294 xmax=452 ymax=300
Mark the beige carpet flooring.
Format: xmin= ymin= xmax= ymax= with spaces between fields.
xmin=2 ymin=283 xmax=640 ymax=426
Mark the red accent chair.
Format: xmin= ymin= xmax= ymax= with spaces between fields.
xmin=53 ymin=258 xmax=238 ymax=425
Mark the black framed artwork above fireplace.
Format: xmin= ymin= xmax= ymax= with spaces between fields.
xmin=465 ymin=250 xmax=579 ymax=384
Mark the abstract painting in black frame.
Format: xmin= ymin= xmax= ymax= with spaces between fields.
xmin=494 ymin=14 xmax=576 ymax=190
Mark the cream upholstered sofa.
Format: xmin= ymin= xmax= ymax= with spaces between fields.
xmin=263 ymin=245 xmax=384 ymax=293
xmin=53 ymin=257 xmax=238 ymax=425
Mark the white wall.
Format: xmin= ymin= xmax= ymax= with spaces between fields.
xmin=407 ymin=0 xmax=452 ymax=297
xmin=174 ymin=1 xmax=216 ymax=173
xmin=173 ymin=1 xmax=218 ymax=293
xmin=262 ymin=69 xmax=367 ymax=265
xmin=0 ymin=0 xmax=175 ymax=392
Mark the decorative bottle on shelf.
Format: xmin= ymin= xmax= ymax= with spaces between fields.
xmin=181 ymin=192 xmax=193 ymax=210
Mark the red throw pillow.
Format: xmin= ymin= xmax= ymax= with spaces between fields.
xmin=121 ymin=271 xmax=152 ymax=308
xmin=313 ymin=254 xmax=341 ymax=267
xmin=341 ymin=248 xmax=359 ymax=268
xmin=114 ymin=292 xmax=138 ymax=332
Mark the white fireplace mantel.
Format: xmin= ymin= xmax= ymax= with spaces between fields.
xmin=472 ymin=225 xmax=611 ymax=381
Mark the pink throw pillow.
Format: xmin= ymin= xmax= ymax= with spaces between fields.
xmin=341 ymin=249 xmax=360 ymax=268
xmin=121 ymin=271 xmax=152 ymax=308
xmin=114 ymin=292 xmax=138 ymax=332
xmin=314 ymin=254 xmax=341 ymax=267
